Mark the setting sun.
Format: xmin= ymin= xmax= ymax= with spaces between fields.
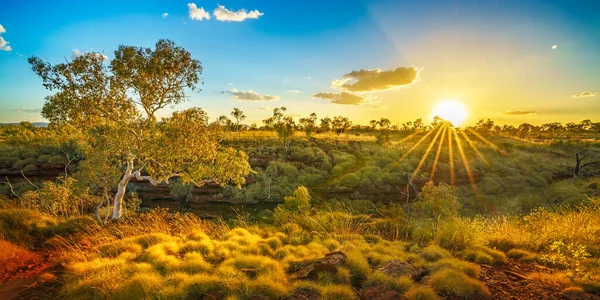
xmin=432 ymin=100 xmax=468 ymax=126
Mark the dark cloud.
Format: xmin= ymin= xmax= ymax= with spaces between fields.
xmin=222 ymin=88 xmax=279 ymax=101
xmin=503 ymin=110 xmax=539 ymax=115
xmin=14 ymin=108 xmax=42 ymax=113
xmin=333 ymin=67 xmax=419 ymax=92
xmin=572 ymin=91 xmax=598 ymax=98
xmin=313 ymin=92 xmax=366 ymax=105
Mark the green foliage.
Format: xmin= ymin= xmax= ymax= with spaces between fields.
xmin=541 ymin=241 xmax=591 ymax=277
xmin=48 ymin=155 xmax=67 ymax=164
xmin=506 ymin=249 xmax=537 ymax=261
xmin=463 ymin=246 xmax=506 ymax=265
xmin=22 ymin=164 xmax=38 ymax=173
xmin=430 ymin=269 xmax=490 ymax=299
xmin=281 ymin=186 xmax=311 ymax=213
xmin=413 ymin=182 xmax=458 ymax=219
xmin=405 ymin=286 xmax=438 ymax=300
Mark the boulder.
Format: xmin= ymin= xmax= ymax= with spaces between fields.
xmin=376 ymin=260 xmax=424 ymax=281
xmin=284 ymin=288 xmax=321 ymax=300
xmin=358 ymin=284 xmax=405 ymax=300
xmin=292 ymin=251 xmax=347 ymax=280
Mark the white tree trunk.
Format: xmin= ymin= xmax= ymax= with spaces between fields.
xmin=111 ymin=156 xmax=181 ymax=220
xmin=112 ymin=158 xmax=135 ymax=220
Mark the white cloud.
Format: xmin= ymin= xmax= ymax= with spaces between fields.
xmin=259 ymin=106 xmax=271 ymax=111
xmin=0 ymin=36 xmax=11 ymax=52
xmin=72 ymin=49 xmax=109 ymax=61
xmin=0 ymin=25 xmax=11 ymax=51
xmin=552 ymin=45 xmax=557 ymax=50
xmin=14 ymin=108 xmax=42 ymax=113
xmin=572 ymin=91 xmax=598 ymax=98
xmin=285 ymin=90 xmax=300 ymax=93
xmin=162 ymin=12 xmax=169 ymax=18
xmin=223 ymin=88 xmax=279 ymax=101
xmin=213 ymin=5 xmax=263 ymax=22
xmin=188 ymin=3 xmax=210 ymax=21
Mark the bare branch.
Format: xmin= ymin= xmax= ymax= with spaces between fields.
xmin=21 ymin=170 xmax=40 ymax=190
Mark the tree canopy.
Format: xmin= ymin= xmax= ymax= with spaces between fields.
xmin=29 ymin=39 xmax=251 ymax=219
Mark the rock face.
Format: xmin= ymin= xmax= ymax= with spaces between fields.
xmin=375 ymin=260 xmax=424 ymax=281
xmin=284 ymin=288 xmax=321 ymax=300
xmin=358 ymin=284 xmax=404 ymax=300
xmin=292 ymin=251 xmax=347 ymax=281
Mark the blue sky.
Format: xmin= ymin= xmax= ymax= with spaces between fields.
xmin=1 ymin=0 xmax=599 ymax=126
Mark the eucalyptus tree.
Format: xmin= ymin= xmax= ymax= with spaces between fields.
xmin=29 ymin=39 xmax=252 ymax=219
xmin=332 ymin=116 xmax=352 ymax=135
xmin=272 ymin=107 xmax=295 ymax=154
xmin=231 ymin=108 xmax=246 ymax=132
xmin=299 ymin=113 xmax=317 ymax=139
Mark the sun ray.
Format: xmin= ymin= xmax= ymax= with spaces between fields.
xmin=459 ymin=130 xmax=489 ymax=167
xmin=429 ymin=125 xmax=448 ymax=181
xmin=384 ymin=125 xmax=442 ymax=172
xmin=452 ymin=128 xmax=480 ymax=199
xmin=448 ymin=125 xmax=455 ymax=188
xmin=466 ymin=128 xmax=506 ymax=155
xmin=410 ymin=123 xmax=445 ymax=182
xmin=393 ymin=129 xmax=423 ymax=146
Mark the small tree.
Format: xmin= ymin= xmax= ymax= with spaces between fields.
xmin=231 ymin=108 xmax=246 ymax=132
xmin=332 ymin=116 xmax=352 ymax=135
xmin=412 ymin=182 xmax=458 ymax=219
xmin=30 ymin=39 xmax=252 ymax=220
xmin=272 ymin=107 xmax=295 ymax=154
xmin=369 ymin=119 xmax=378 ymax=130
xmin=319 ymin=117 xmax=332 ymax=132
xmin=299 ymin=113 xmax=317 ymax=140
xmin=282 ymin=185 xmax=311 ymax=213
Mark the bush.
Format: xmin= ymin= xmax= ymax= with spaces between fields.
xmin=36 ymin=154 xmax=52 ymax=163
xmin=365 ymin=271 xmax=413 ymax=293
xmin=405 ymin=285 xmax=438 ymax=300
xmin=506 ymin=249 xmax=537 ymax=261
xmin=322 ymin=284 xmax=358 ymax=300
xmin=12 ymin=159 xmax=34 ymax=169
xmin=281 ymin=186 xmax=311 ymax=213
xmin=463 ymin=246 xmax=506 ymax=265
xmin=48 ymin=155 xmax=67 ymax=164
xmin=430 ymin=269 xmax=490 ymax=299
xmin=435 ymin=217 xmax=479 ymax=251
xmin=421 ymin=245 xmax=451 ymax=262
xmin=413 ymin=182 xmax=458 ymax=219
xmin=22 ymin=164 xmax=38 ymax=173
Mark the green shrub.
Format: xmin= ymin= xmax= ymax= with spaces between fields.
xmin=405 ymin=285 xmax=437 ymax=300
xmin=22 ymin=164 xmax=38 ymax=173
xmin=48 ymin=155 xmax=67 ymax=164
xmin=12 ymin=159 xmax=29 ymax=169
xmin=421 ymin=245 xmax=451 ymax=262
xmin=322 ymin=284 xmax=358 ymax=300
xmin=281 ymin=186 xmax=311 ymax=213
xmin=430 ymin=269 xmax=490 ymax=299
xmin=435 ymin=217 xmax=478 ymax=251
xmin=47 ymin=216 xmax=98 ymax=237
xmin=427 ymin=258 xmax=480 ymax=278
xmin=413 ymin=182 xmax=458 ymax=219
xmin=463 ymin=246 xmax=506 ymax=265
xmin=506 ymin=249 xmax=537 ymax=261
xmin=36 ymin=154 xmax=52 ymax=163
xmin=111 ymin=273 xmax=164 ymax=300
xmin=365 ymin=271 xmax=413 ymax=293
xmin=0 ymin=157 xmax=18 ymax=168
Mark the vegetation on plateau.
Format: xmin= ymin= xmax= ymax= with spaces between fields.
xmin=1 ymin=39 xmax=599 ymax=299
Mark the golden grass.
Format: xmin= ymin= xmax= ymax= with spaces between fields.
xmin=430 ymin=269 xmax=490 ymax=299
